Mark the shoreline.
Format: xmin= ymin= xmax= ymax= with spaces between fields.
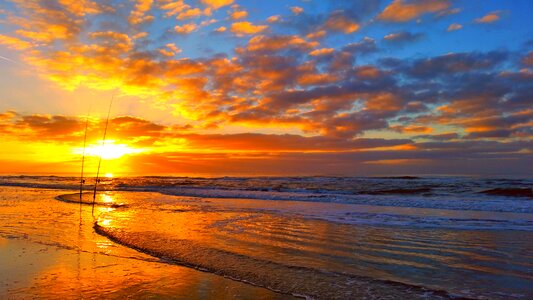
xmin=0 ymin=187 xmax=294 ymax=299
xmin=1 ymin=185 xmax=532 ymax=299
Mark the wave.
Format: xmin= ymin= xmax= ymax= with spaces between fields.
xmin=361 ymin=187 xmax=432 ymax=195
xmin=55 ymin=192 xmax=128 ymax=208
xmin=481 ymin=188 xmax=533 ymax=198
xmin=94 ymin=223 xmax=464 ymax=300
xmin=2 ymin=175 xmax=533 ymax=214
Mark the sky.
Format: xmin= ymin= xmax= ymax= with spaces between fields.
xmin=0 ymin=0 xmax=532 ymax=176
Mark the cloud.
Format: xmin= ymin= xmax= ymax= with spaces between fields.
xmin=406 ymin=51 xmax=508 ymax=78
xmin=354 ymin=66 xmax=382 ymax=79
xmin=290 ymin=6 xmax=304 ymax=15
xmin=159 ymin=0 xmax=189 ymax=17
xmin=343 ymin=37 xmax=378 ymax=54
xmin=129 ymin=0 xmax=154 ymax=24
xmin=324 ymin=11 xmax=359 ymax=34
xmin=378 ymin=0 xmax=451 ymax=22
xmin=447 ymin=23 xmax=462 ymax=31
xmin=166 ymin=43 xmax=182 ymax=54
xmin=414 ymin=133 xmax=459 ymax=140
xmin=201 ymin=0 xmax=233 ymax=10
xmin=229 ymin=9 xmax=248 ymax=20
xmin=243 ymin=35 xmax=318 ymax=53
xmin=306 ymin=30 xmax=326 ymax=40
xmin=230 ymin=21 xmax=268 ymax=36
xmin=123 ymin=146 xmax=533 ymax=176
xmin=309 ymin=48 xmax=335 ymax=56
xmin=267 ymin=15 xmax=281 ymax=23
xmin=57 ymin=0 xmax=104 ymax=16
xmin=175 ymin=23 xmax=198 ymax=34
xmin=474 ymin=11 xmax=501 ymax=24
xmin=0 ymin=0 xmax=531 ymax=150
xmin=158 ymin=48 xmax=174 ymax=57
xmin=177 ymin=8 xmax=205 ymax=20
xmin=176 ymin=133 xmax=413 ymax=151
xmin=0 ymin=110 xmax=416 ymax=152
xmin=383 ymin=31 xmax=424 ymax=44
xmin=523 ymin=51 xmax=533 ymax=66
xmin=0 ymin=34 xmax=33 ymax=50
xmin=435 ymin=7 xmax=461 ymax=18
xmin=391 ymin=125 xmax=432 ymax=134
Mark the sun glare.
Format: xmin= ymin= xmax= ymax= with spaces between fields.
xmin=81 ymin=140 xmax=142 ymax=160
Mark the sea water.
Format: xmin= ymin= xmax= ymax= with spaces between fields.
xmin=0 ymin=176 xmax=532 ymax=299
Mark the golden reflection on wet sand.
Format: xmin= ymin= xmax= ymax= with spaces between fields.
xmin=0 ymin=187 xmax=294 ymax=299
xmin=95 ymin=192 xmax=533 ymax=299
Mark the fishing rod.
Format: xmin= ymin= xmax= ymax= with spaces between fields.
xmin=92 ymin=93 xmax=114 ymax=215
xmin=79 ymin=107 xmax=91 ymax=203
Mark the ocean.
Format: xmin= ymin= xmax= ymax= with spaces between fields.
xmin=1 ymin=175 xmax=532 ymax=299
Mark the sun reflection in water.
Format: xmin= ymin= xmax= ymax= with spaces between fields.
xmin=101 ymin=194 xmax=114 ymax=203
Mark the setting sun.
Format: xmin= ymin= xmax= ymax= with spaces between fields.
xmin=80 ymin=141 xmax=142 ymax=160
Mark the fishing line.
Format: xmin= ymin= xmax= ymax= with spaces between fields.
xmin=92 ymin=92 xmax=114 ymax=217
xmin=80 ymin=105 xmax=92 ymax=202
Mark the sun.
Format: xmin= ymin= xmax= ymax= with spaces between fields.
xmin=82 ymin=140 xmax=142 ymax=160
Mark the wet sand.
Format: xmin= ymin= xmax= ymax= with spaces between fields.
xmin=0 ymin=187 xmax=293 ymax=299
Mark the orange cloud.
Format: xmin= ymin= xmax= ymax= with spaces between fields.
xmin=129 ymin=0 xmax=154 ymax=24
xmin=175 ymin=23 xmax=198 ymax=34
xmin=201 ymin=0 xmax=233 ymax=10
xmin=229 ymin=9 xmax=248 ymax=20
xmin=354 ymin=66 xmax=382 ymax=79
xmin=159 ymin=0 xmax=189 ymax=17
xmin=365 ymin=93 xmax=403 ymax=112
xmin=309 ymin=48 xmax=334 ymax=56
xmin=177 ymin=8 xmax=203 ymax=20
xmin=474 ymin=11 xmax=501 ymax=23
xmin=297 ymin=73 xmax=338 ymax=86
xmin=244 ymin=35 xmax=318 ymax=52
xmin=0 ymin=34 xmax=32 ymax=50
xmin=378 ymin=0 xmax=450 ymax=22
xmin=306 ymin=30 xmax=327 ymax=40
xmin=159 ymin=49 xmax=175 ymax=57
xmin=290 ymin=6 xmax=304 ymax=15
xmin=267 ymin=15 xmax=281 ymax=23
xmin=132 ymin=32 xmax=148 ymax=39
xmin=230 ymin=22 xmax=268 ymax=36
xmin=0 ymin=110 xmax=415 ymax=153
xmin=447 ymin=23 xmax=462 ymax=31
xmin=166 ymin=43 xmax=182 ymax=54
xmin=57 ymin=0 xmax=104 ymax=16
xmin=214 ymin=26 xmax=227 ymax=32
xmin=324 ymin=13 xmax=359 ymax=34
xmin=391 ymin=125 xmax=433 ymax=134
xmin=0 ymin=0 xmax=529 ymax=149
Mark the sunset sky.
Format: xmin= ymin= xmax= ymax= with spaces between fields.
xmin=0 ymin=0 xmax=532 ymax=176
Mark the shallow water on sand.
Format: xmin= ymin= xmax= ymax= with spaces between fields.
xmin=1 ymin=185 xmax=533 ymax=299
xmin=91 ymin=192 xmax=533 ymax=299
xmin=0 ymin=187 xmax=293 ymax=299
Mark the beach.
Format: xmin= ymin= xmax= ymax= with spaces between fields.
xmin=1 ymin=176 xmax=533 ymax=299
xmin=0 ymin=187 xmax=292 ymax=299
